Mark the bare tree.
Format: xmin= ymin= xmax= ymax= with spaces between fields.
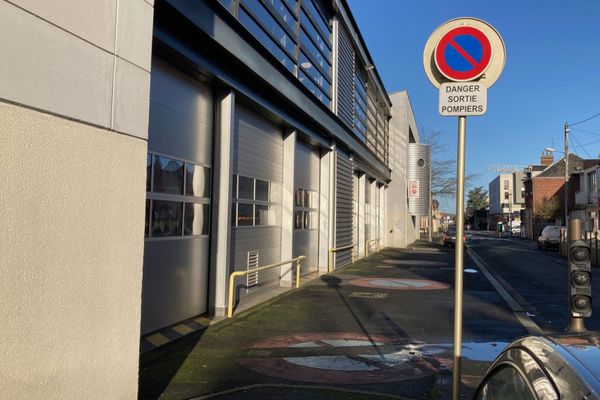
xmin=420 ymin=130 xmax=480 ymax=200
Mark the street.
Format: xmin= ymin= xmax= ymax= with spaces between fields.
xmin=467 ymin=230 xmax=600 ymax=334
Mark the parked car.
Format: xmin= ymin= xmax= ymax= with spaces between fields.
xmin=537 ymin=225 xmax=562 ymax=250
xmin=442 ymin=227 xmax=467 ymax=247
xmin=474 ymin=333 xmax=600 ymax=399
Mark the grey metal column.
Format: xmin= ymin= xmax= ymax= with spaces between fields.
xmin=209 ymin=91 xmax=235 ymax=316
xmin=452 ymin=115 xmax=467 ymax=400
xmin=280 ymin=130 xmax=296 ymax=287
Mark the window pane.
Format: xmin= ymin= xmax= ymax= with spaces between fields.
xmin=255 ymin=204 xmax=272 ymax=226
xmin=300 ymin=10 xmax=331 ymax=59
xmin=302 ymin=0 xmax=330 ymax=40
xmin=256 ymin=179 xmax=269 ymax=201
xmin=309 ymin=190 xmax=318 ymax=209
xmin=299 ymin=71 xmax=330 ymax=107
xmin=239 ymin=176 xmax=254 ymax=200
xmin=295 ymin=188 xmax=304 ymax=207
xmin=241 ymin=0 xmax=296 ymax=55
xmin=239 ymin=7 xmax=295 ymax=73
xmin=153 ymin=155 xmax=184 ymax=195
xmin=477 ymin=366 xmax=536 ymax=400
xmin=299 ymin=51 xmax=331 ymax=95
xmin=184 ymin=203 xmax=209 ymax=236
xmin=231 ymin=203 xmax=237 ymax=226
xmin=267 ymin=0 xmax=296 ymax=32
xmin=303 ymin=211 xmax=309 ymax=229
xmin=145 ymin=199 xmax=150 ymax=237
xmin=309 ymin=211 xmax=318 ymax=229
xmin=238 ymin=203 xmax=254 ymax=226
xmin=151 ymin=200 xmax=183 ymax=237
xmin=232 ymin=174 xmax=238 ymax=199
xmin=186 ymin=164 xmax=211 ymax=198
xmin=303 ymin=190 xmax=309 ymax=208
xmin=218 ymin=0 xmax=233 ymax=11
xmin=300 ymin=30 xmax=330 ymax=74
xmin=294 ymin=210 xmax=303 ymax=229
xmin=146 ymin=154 xmax=152 ymax=192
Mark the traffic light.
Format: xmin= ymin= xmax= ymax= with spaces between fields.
xmin=568 ymin=240 xmax=592 ymax=317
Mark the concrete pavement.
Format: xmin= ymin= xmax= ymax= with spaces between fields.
xmin=139 ymin=240 xmax=529 ymax=399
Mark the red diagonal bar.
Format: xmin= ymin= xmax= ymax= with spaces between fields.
xmin=448 ymin=39 xmax=481 ymax=69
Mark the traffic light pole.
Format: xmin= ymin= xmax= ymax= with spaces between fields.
xmin=566 ymin=218 xmax=588 ymax=334
xmin=452 ymin=116 xmax=466 ymax=400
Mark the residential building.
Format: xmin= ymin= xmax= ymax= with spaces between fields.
xmin=522 ymin=152 xmax=584 ymax=239
xmin=1 ymin=0 xmax=427 ymax=397
xmin=488 ymin=173 xmax=525 ymax=231
xmin=570 ymin=160 xmax=600 ymax=235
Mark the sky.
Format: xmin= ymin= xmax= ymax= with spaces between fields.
xmin=347 ymin=0 xmax=600 ymax=212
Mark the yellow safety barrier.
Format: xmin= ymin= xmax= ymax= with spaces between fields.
xmin=227 ymin=255 xmax=306 ymax=318
xmin=365 ymin=238 xmax=381 ymax=257
xmin=328 ymin=243 xmax=358 ymax=273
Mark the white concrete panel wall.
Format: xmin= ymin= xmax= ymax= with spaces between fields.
xmin=0 ymin=1 xmax=154 ymax=398
xmin=387 ymin=91 xmax=420 ymax=248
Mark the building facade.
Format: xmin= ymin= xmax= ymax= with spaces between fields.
xmin=1 ymin=0 xmax=427 ymax=397
xmin=488 ymin=173 xmax=525 ymax=230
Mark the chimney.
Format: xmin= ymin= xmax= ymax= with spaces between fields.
xmin=541 ymin=149 xmax=554 ymax=166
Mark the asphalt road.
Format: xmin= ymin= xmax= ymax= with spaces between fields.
xmin=466 ymin=230 xmax=600 ymax=333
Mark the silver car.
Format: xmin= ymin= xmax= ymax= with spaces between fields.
xmin=475 ymin=334 xmax=600 ymax=399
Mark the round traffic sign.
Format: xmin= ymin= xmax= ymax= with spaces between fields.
xmin=434 ymin=26 xmax=492 ymax=81
xmin=423 ymin=18 xmax=505 ymax=88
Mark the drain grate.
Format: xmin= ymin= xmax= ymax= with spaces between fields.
xmin=348 ymin=292 xmax=388 ymax=299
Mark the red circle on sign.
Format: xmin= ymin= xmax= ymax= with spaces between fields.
xmin=435 ymin=26 xmax=492 ymax=81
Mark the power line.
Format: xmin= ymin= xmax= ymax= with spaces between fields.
xmin=570 ymin=132 xmax=593 ymax=158
xmin=570 ymin=111 xmax=600 ymax=127
xmin=571 ymin=127 xmax=600 ymax=137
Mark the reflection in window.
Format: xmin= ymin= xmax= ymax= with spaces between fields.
xmin=294 ymin=210 xmax=303 ymax=229
xmin=146 ymin=154 xmax=152 ymax=192
xmin=238 ymin=203 xmax=254 ymax=226
xmin=255 ymin=204 xmax=272 ymax=226
xmin=153 ymin=155 xmax=184 ymax=195
xmin=184 ymin=203 xmax=209 ymax=236
xmin=239 ymin=176 xmax=254 ymax=199
xmin=145 ymin=199 xmax=150 ymax=237
xmin=152 ymin=200 xmax=183 ymax=237
xmin=256 ymin=179 xmax=269 ymax=201
xmin=476 ymin=366 xmax=535 ymax=400
xmin=186 ymin=164 xmax=210 ymax=198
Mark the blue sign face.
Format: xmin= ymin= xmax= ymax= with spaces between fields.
xmin=444 ymin=35 xmax=484 ymax=72
xmin=435 ymin=26 xmax=492 ymax=81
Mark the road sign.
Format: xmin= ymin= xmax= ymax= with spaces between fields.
xmin=423 ymin=17 xmax=505 ymax=400
xmin=439 ymin=82 xmax=487 ymax=116
xmin=423 ymin=18 xmax=505 ymax=88
xmin=435 ymin=26 xmax=492 ymax=82
xmin=408 ymin=179 xmax=419 ymax=198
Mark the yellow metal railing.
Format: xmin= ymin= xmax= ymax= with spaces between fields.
xmin=227 ymin=255 xmax=306 ymax=318
xmin=365 ymin=238 xmax=381 ymax=257
xmin=327 ymin=243 xmax=358 ymax=273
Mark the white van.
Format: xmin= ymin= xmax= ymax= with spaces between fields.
xmin=537 ymin=225 xmax=562 ymax=250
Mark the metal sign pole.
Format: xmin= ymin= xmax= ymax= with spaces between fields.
xmin=452 ymin=115 xmax=467 ymax=400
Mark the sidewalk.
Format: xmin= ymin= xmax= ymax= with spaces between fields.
xmin=139 ymin=240 xmax=526 ymax=400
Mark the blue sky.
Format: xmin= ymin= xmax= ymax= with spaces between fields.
xmin=347 ymin=0 xmax=600 ymax=211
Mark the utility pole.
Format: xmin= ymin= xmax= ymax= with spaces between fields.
xmin=564 ymin=123 xmax=569 ymax=230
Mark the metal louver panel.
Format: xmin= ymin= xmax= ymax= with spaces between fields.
xmin=337 ymin=23 xmax=354 ymax=129
xmin=336 ymin=151 xmax=354 ymax=268
xmin=246 ymin=250 xmax=259 ymax=291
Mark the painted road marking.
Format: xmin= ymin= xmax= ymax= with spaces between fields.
xmin=383 ymin=259 xmax=447 ymax=266
xmin=348 ymin=292 xmax=388 ymax=299
xmin=467 ymin=247 xmax=542 ymax=335
xmin=239 ymin=332 xmax=509 ymax=384
xmin=350 ymin=277 xmax=450 ymax=291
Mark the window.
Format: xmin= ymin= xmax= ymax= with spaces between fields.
xmin=230 ymin=0 xmax=332 ymax=107
xmin=232 ymin=174 xmax=280 ymax=227
xmin=294 ymin=188 xmax=318 ymax=230
xmin=475 ymin=366 xmax=536 ymax=400
xmin=504 ymin=180 xmax=510 ymax=190
xmin=145 ymin=153 xmax=211 ymax=238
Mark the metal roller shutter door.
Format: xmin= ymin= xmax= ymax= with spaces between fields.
xmin=336 ymin=151 xmax=354 ymax=267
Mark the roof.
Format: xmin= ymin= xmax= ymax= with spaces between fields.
xmin=535 ymin=154 xmax=584 ymax=178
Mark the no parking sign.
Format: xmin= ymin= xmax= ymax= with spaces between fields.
xmin=423 ymin=18 xmax=505 ymax=116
